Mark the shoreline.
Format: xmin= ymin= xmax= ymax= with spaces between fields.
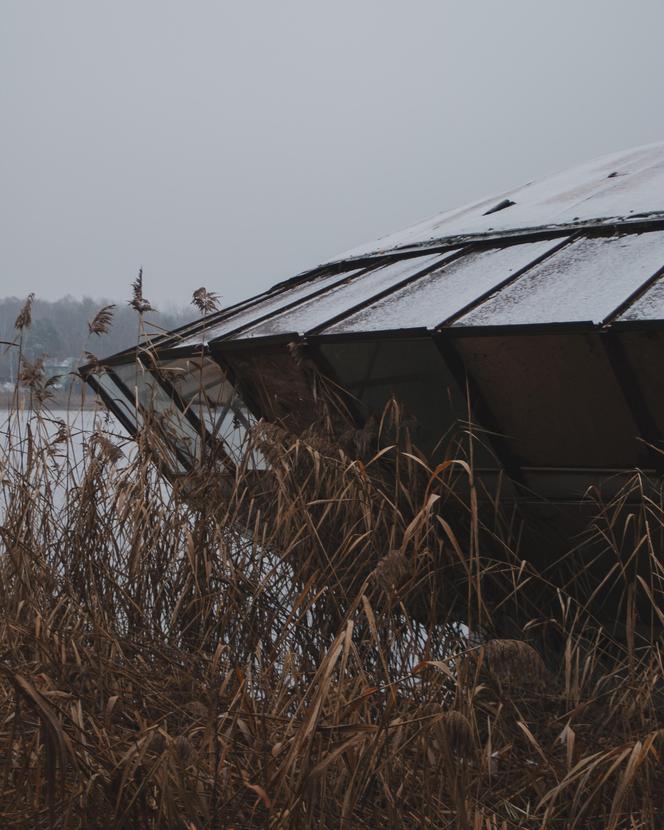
xmin=0 ymin=389 xmax=99 ymax=411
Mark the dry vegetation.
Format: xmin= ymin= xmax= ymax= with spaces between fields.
xmin=2 ymin=311 xmax=664 ymax=827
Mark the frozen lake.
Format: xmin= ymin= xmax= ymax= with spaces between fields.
xmin=0 ymin=407 xmax=129 ymax=510
xmin=1 ymin=407 xmax=123 ymax=448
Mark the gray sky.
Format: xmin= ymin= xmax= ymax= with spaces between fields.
xmin=3 ymin=0 xmax=664 ymax=310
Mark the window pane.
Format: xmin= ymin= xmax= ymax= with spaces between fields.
xmin=619 ymin=271 xmax=664 ymax=321
xmin=93 ymin=371 xmax=142 ymax=433
xmin=112 ymin=360 xmax=203 ymax=468
xmin=173 ymin=267 xmax=366 ymax=348
xmin=457 ymin=232 xmax=664 ymax=327
xmin=241 ymin=252 xmax=452 ymax=337
xmin=160 ymin=356 xmax=265 ymax=469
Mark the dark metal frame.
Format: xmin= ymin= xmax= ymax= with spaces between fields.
xmin=107 ymin=364 xmax=200 ymax=472
xmin=330 ymin=215 xmax=664 ymax=265
xmin=438 ymin=233 xmax=581 ymax=327
xmin=175 ymin=260 xmax=390 ymax=345
xmin=86 ymin=373 xmax=138 ymax=439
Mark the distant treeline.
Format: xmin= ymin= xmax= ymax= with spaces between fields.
xmin=0 ymin=295 xmax=193 ymax=383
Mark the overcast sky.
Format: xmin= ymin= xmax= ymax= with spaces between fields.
xmin=3 ymin=0 xmax=664 ymax=310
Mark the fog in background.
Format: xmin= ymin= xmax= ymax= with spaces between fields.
xmin=3 ymin=0 xmax=664 ymax=309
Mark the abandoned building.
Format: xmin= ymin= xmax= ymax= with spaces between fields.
xmin=83 ymin=142 xmax=664 ymax=548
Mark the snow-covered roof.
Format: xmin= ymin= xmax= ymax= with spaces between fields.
xmin=90 ymin=142 xmax=664 ymax=361
xmin=328 ymin=142 xmax=664 ymax=261
xmin=161 ymin=142 xmax=664 ymax=349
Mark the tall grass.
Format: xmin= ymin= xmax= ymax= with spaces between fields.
xmin=1 ymin=349 xmax=664 ymax=827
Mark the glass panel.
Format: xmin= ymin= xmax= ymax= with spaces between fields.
xmin=214 ymin=408 xmax=258 ymax=465
xmin=457 ymin=232 xmax=664 ymax=327
xmin=94 ymin=357 xmax=266 ymax=472
xmin=160 ymin=356 xmax=264 ymax=468
xmin=95 ymin=368 xmax=187 ymax=474
xmin=113 ymin=360 xmax=203 ymax=468
xmin=241 ymin=252 xmax=452 ymax=337
xmin=160 ymin=356 xmax=235 ymax=411
xmin=619 ymin=273 xmax=664 ymax=321
xmin=93 ymin=371 xmax=143 ymax=433
xmin=326 ymin=240 xmax=560 ymax=333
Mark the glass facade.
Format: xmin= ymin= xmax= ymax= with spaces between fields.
xmin=96 ymin=353 xmax=264 ymax=474
xmin=159 ymin=355 xmax=263 ymax=468
xmin=317 ymin=336 xmax=492 ymax=465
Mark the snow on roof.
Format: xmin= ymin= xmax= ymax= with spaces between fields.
xmin=157 ymin=143 xmax=664 ymax=351
xmin=456 ymin=231 xmax=664 ymax=327
xmin=328 ymin=142 xmax=664 ymax=262
xmin=323 ymin=239 xmax=560 ymax=334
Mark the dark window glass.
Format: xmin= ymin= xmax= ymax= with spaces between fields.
xmin=318 ymin=337 xmax=491 ymax=465
xmin=454 ymin=332 xmax=642 ymax=468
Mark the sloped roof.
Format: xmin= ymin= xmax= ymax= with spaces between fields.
xmin=93 ymin=143 xmax=664 ymax=360
xmin=168 ymin=232 xmax=664 ymax=348
xmin=157 ymin=143 xmax=664 ymax=350
xmin=329 ymin=142 xmax=664 ymax=261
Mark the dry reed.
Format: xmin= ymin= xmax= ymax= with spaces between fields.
xmin=1 ymin=347 xmax=664 ymax=828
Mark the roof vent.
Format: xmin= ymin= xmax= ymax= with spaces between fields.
xmin=607 ymin=171 xmax=620 ymax=178
xmin=483 ymin=198 xmax=516 ymax=216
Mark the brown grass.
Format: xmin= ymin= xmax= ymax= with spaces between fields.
xmin=1 ymin=362 xmax=664 ymax=828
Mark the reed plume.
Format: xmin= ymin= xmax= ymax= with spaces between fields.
xmin=191 ymin=286 xmax=221 ymax=315
xmin=88 ymin=303 xmax=116 ymax=336
xmin=14 ymin=292 xmax=35 ymax=330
